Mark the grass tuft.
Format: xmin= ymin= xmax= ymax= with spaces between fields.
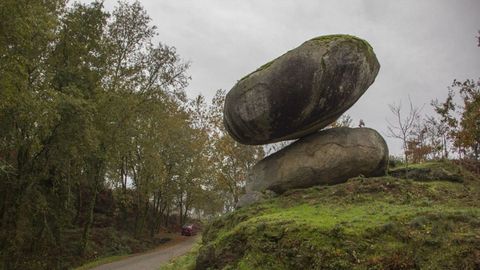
xmin=159 ymin=242 xmax=200 ymax=270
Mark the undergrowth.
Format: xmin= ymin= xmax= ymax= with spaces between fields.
xmin=193 ymin=162 xmax=480 ymax=270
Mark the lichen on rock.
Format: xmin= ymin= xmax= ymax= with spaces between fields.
xmin=224 ymin=34 xmax=380 ymax=145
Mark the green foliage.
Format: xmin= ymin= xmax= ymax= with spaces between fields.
xmin=451 ymin=79 xmax=480 ymax=159
xmin=0 ymin=1 xmax=219 ymax=269
xmin=196 ymin=163 xmax=480 ymax=269
xmin=160 ymin=242 xmax=200 ymax=270
xmin=432 ymin=36 xmax=480 ymax=160
xmin=388 ymin=155 xmax=404 ymax=168
xmin=0 ymin=1 xmax=262 ymax=268
xmin=205 ymin=90 xmax=265 ymax=213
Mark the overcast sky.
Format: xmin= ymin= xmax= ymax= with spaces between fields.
xmin=81 ymin=0 xmax=480 ymax=155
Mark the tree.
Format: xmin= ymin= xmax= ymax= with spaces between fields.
xmin=329 ymin=114 xmax=353 ymax=128
xmin=405 ymin=119 xmax=432 ymax=163
xmin=0 ymin=0 xmax=280 ymax=268
xmin=386 ymin=97 xmax=422 ymax=165
xmin=431 ymin=89 xmax=458 ymax=158
xmin=448 ymin=79 xmax=480 ymax=159
xmin=423 ymin=116 xmax=449 ymax=159
xmin=208 ymin=90 xmax=265 ymax=211
xmin=0 ymin=1 xmax=193 ymax=268
xmin=433 ymin=79 xmax=480 ymax=160
xmin=0 ymin=0 xmax=69 ymax=268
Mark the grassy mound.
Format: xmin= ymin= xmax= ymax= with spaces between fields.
xmin=194 ymin=162 xmax=480 ymax=270
xmin=389 ymin=161 xmax=464 ymax=182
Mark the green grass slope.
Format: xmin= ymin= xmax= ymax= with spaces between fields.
xmin=192 ymin=162 xmax=480 ymax=270
xmin=160 ymin=243 xmax=200 ymax=270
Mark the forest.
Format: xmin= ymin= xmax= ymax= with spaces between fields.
xmin=1 ymin=0 xmax=479 ymax=270
xmin=0 ymin=1 xmax=263 ymax=269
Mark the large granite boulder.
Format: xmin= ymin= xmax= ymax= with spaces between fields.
xmin=224 ymin=35 xmax=380 ymax=145
xmin=245 ymin=127 xmax=388 ymax=195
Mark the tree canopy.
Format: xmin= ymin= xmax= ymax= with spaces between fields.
xmin=0 ymin=1 xmax=262 ymax=269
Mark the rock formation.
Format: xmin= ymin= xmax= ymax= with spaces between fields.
xmin=245 ymin=127 xmax=388 ymax=194
xmin=224 ymin=35 xmax=380 ymax=145
xmin=223 ymin=34 xmax=389 ymax=208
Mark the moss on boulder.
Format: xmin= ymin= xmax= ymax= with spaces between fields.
xmin=195 ymin=162 xmax=480 ymax=269
xmin=224 ymin=34 xmax=380 ymax=145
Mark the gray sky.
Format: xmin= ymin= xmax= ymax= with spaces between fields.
xmin=83 ymin=0 xmax=480 ymax=155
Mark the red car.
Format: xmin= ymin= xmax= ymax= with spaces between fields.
xmin=181 ymin=224 xmax=197 ymax=236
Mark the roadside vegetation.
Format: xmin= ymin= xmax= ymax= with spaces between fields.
xmin=160 ymin=242 xmax=200 ymax=270
xmin=193 ymin=161 xmax=480 ymax=269
xmin=73 ymin=255 xmax=129 ymax=270
xmin=0 ymin=1 xmax=261 ymax=269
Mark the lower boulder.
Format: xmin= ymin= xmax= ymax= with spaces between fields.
xmin=236 ymin=190 xmax=278 ymax=208
xmin=245 ymin=127 xmax=389 ymax=195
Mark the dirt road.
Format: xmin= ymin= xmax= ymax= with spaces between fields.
xmin=90 ymin=235 xmax=198 ymax=270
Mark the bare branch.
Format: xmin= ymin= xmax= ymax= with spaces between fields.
xmin=386 ymin=97 xmax=423 ymax=164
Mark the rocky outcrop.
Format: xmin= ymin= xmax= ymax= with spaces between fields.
xmin=243 ymin=127 xmax=388 ymax=195
xmin=224 ymin=35 xmax=380 ymax=145
xmin=223 ymin=34 xmax=388 ymax=208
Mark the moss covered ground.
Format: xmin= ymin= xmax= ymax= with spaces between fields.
xmin=180 ymin=162 xmax=480 ymax=269
xmin=388 ymin=161 xmax=465 ymax=183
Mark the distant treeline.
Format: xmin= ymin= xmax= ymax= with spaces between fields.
xmin=386 ymin=77 xmax=480 ymax=165
xmin=389 ymin=29 xmax=480 ymax=164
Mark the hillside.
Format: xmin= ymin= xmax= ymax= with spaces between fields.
xmin=165 ymin=162 xmax=480 ymax=270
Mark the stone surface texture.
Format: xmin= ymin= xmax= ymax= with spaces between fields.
xmin=245 ymin=127 xmax=388 ymax=194
xmin=224 ymin=35 xmax=380 ymax=145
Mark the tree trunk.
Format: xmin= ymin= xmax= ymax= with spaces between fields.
xmin=120 ymin=156 xmax=128 ymax=228
xmin=165 ymin=206 xmax=170 ymax=228
xmin=150 ymin=192 xmax=162 ymax=237
xmin=80 ymin=182 xmax=98 ymax=256
xmin=79 ymin=160 xmax=102 ymax=256
xmin=474 ymin=142 xmax=479 ymax=160
xmin=183 ymin=195 xmax=190 ymax=226
xmin=178 ymin=192 xmax=184 ymax=226
xmin=74 ymin=182 xmax=82 ymax=225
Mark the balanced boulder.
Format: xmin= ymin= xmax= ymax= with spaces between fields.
xmin=224 ymin=35 xmax=380 ymax=145
xmin=245 ymin=127 xmax=388 ymax=194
